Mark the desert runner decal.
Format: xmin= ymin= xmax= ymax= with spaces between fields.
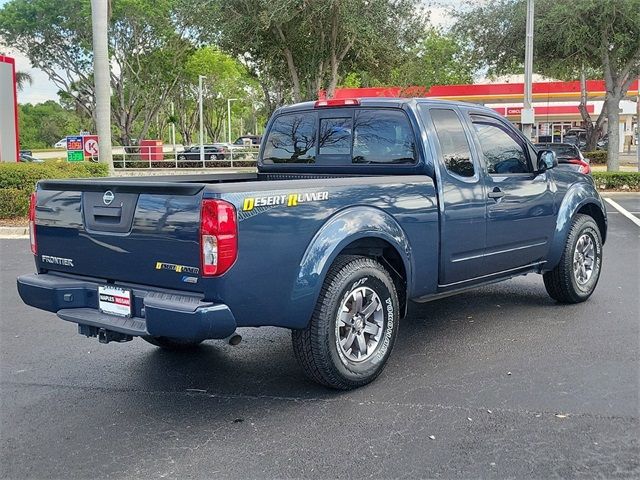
xmin=155 ymin=262 xmax=200 ymax=274
xmin=242 ymin=191 xmax=329 ymax=212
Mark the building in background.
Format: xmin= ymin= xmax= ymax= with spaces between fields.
xmin=0 ymin=54 xmax=19 ymax=162
xmin=326 ymin=75 xmax=639 ymax=152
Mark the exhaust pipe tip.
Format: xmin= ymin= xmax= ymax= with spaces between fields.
xmin=228 ymin=334 xmax=242 ymax=346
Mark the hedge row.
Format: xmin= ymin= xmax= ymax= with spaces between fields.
xmin=584 ymin=151 xmax=607 ymax=165
xmin=0 ymin=162 xmax=108 ymax=218
xmin=113 ymin=160 xmax=257 ymax=169
xmin=0 ymin=188 xmax=30 ymax=218
xmin=592 ymin=172 xmax=640 ymax=191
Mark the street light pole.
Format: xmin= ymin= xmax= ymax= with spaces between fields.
xmin=90 ymin=0 xmax=113 ymax=172
xmin=522 ymin=0 xmax=535 ymax=140
xmin=170 ymin=101 xmax=176 ymax=164
xmin=227 ymin=98 xmax=238 ymax=144
xmin=198 ymin=75 xmax=205 ymax=165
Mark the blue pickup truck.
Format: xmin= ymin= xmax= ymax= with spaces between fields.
xmin=17 ymin=98 xmax=607 ymax=389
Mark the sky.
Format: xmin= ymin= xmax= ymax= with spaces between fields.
xmin=2 ymin=0 xmax=463 ymax=104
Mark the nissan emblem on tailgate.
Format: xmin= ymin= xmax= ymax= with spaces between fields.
xmin=103 ymin=190 xmax=114 ymax=205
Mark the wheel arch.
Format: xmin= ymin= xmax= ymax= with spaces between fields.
xmin=290 ymin=206 xmax=412 ymax=328
xmin=544 ymin=183 xmax=607 ymax=272
xmin=576 ymin=202 xmax=607 ymax=244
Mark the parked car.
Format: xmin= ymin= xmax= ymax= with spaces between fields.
xmin=565 ymin=128 xmax=586 ymax=137
xmin=535 ymin=142 xmax=591 ymax=174
xmin=232 ymin=135 xmax=262 ymax=148
xmin=562 ymin=134 xmax=587 ymax=151
xmin=17 ymin=97 xmax=607 ymax=390
xmin=53 ymin=138 xmax=67 ymax=149
xmin=18 ymin=152 xmax=44 ymax=163
xmin=597 ymin=134 xmax=608 ymax=150
xmin=177 ymin=144 xmax=229 ymax=161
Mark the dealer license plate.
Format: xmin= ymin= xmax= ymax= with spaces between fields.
xmin=98 ymin=285 xmax=132 ymax=318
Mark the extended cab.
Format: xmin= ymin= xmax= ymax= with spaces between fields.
xmin=17 ymin=98 xmax=607 ymax=389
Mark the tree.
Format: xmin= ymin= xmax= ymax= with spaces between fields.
xmin=165 ymin=47 xmax=260 ymax=145
xmin=15 ymin=70 xmax=32 ymax=91
xmin=185 ymin=47 xmax=257 ymax=142
xmin=181 ymin=0 xmax=426 ymax=102
xmin=389 ymin=28 xmax=476 ymax=91
xmin=454 ymin=0 xmax=640 ymax=170
xmin=0 ymin=0 xmax=193 ymax=146
xmin=18 ymin=101 xmax=87 ymax=148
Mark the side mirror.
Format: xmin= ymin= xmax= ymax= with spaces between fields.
xmin=536 ymin=149 xmax=557 ymax=173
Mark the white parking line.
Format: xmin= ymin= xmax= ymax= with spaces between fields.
xmin=604 ymin=198 xmax=640 ymax=227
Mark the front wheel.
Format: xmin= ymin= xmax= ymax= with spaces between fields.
xmin=292 ymin=255 xmax=399 ymax=390
xmin=543 ymin=214 xmax=603 ymax=303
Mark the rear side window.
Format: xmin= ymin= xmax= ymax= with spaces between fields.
xmin=262 ymin=113 xmax=317 ymax=163
xmin=352 ymin=109 xmax=416 ymax=164
xmin=430 ymin=109 xmax=474 ymax=178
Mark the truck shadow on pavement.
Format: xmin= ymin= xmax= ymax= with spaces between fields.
xmin=127 ymin=276 xmax=574 ymax=399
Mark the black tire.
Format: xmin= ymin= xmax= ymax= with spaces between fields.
xmin=177 ymin=154 xmax=187 ymax=161
xmin=543 ymin=214 xmax=603 ymax=303
xmin=292 ymin=255 xmax=399 ymax=390
xmin=142 ymin=336 xmax=203 ymax=351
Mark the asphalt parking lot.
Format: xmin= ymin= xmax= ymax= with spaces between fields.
xmin=1 ymin=194 xmax=638 ymax=479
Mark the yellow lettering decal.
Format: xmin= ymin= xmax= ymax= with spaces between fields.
xmin=243 ymin=198 xmax=255 ymax=211
xmin=287 ymin=194 xmax=298 ymax=207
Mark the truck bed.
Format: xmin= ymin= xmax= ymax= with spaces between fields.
xmin=32 ymin=173 xmax=439 ymax=331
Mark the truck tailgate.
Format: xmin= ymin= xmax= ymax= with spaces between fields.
xmin=34 ymin=179 xmax=205 ymax=293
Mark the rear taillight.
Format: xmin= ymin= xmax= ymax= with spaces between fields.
xmin=200 ymin=199 xmax=237 ymax=276
xmin=29 ymin=191 xmax=37 ymax=255
xmin=568 ymin=158 xmax=591 ymax=175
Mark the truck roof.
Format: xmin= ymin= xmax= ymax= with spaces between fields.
xmin=276 ymin=97 xmax=499 ymax=115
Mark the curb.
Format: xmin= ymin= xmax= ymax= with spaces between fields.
xmin=599 ymin=191 xmax=640 ymax=196
xmin=0 ymin=226 xmax=29 ymax=238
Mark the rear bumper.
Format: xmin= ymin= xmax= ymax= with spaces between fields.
xmin=16 ymin=273 xmax=236 ymax=340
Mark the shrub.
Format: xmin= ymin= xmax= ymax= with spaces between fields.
xmin=0 ymin=162 xmax=108 ymax=190
xmin=0 ymin=162 xmax=108 ymax=219
xmin=113 ymin=160 xmax=258 ymax=169
xmin=592 ymin=172 xmax=640 ymax=191
xmin=0 ymin=188 xmax=31 ymax=218
xmin=584 ymin=151 xmax=607 ymax=165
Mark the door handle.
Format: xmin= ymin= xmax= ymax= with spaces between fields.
xmin=488 ymin=188 xmax=505 ymax=200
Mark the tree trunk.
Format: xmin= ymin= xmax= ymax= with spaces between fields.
xmin=579 ymin=70 xmax=597 ymax=151
xmin=274 ymin=26 xmax=302 ymax=102
xmin=605 ymin=95 xmax=621 ymax=171
xmin=90 ymin=0 xmax=113 ymax=171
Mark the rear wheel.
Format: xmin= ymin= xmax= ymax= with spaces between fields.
xmin=142 ymin=336 xmax=203 ymax=350
xmin=543 ymin=214 xmax=603 ymax=303
xmin=292 ymin=255 xmax=399 ymax=390
xmin=177 ymin=154 xmax=187 ymax=161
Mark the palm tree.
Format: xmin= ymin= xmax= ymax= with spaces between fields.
xmin=15 ymin=71 xmax=33 ymax=91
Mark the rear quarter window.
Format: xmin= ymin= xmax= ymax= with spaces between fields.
xmin=352 ymin=109 xmax=416 ymax=164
